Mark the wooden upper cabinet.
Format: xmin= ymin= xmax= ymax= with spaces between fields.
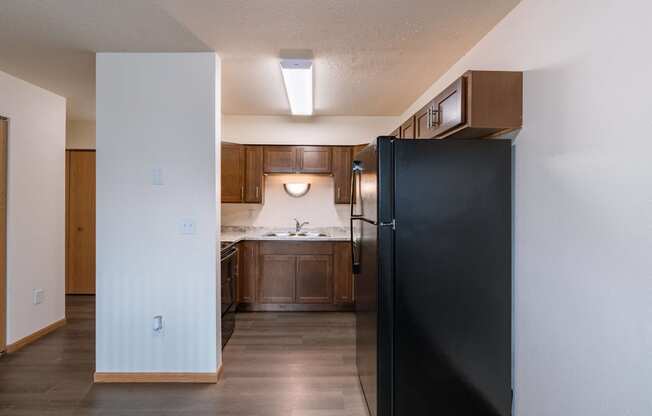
xmin=263 ymin=146 xmax=296 ymax=173
xmin=263 ymin=145 xmax=332 ymax=173
xmin=333 ymin=242 xmax=354 ymax=304
xmin=399 ymin=116 xmax=416 ymax=139
xmin=390 ymin=70 xmax=522 ymax=140
xmin=352 ymin=144 xmax=368 ymax=160
xmin=221 ymin=143 xmax=245 ymax=203
xmin=244 ymin=146 xmax=264 ymax=203
xmin=390 ymin=127 xmax=400 ymax=137
xmin=296 ymin=146 xmax=332 ymax=173
xmin=332 ymin=147 xmax=352 ymax=204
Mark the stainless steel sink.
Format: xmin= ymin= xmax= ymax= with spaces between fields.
xmin=264 ymin=232 xmax=329 ymax=238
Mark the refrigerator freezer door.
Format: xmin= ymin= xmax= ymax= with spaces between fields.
xmin=392 ymin=139 xmax=512 ymax=416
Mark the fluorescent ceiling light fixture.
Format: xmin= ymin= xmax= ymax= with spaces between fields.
xmin=280 ymin=59 xmax=313 ymax=116
xmin=284 ymin=183 xmax=311 ymax=198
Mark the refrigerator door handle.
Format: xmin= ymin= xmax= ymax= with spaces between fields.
xmin=350 ymin=217 xmax=362 ymax=274
xmin=351 ymin=162 xmax=363 ymax=218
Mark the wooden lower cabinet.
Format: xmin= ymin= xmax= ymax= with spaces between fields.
xmin=333 ymin=242 xmax=354 ymax=304
xmin=296 ymin=255 xmax=332 ymax=304
xmin=237 ymin=240 xmax=353 ymax=311
xmin=258 ymin=255 xmax=295 ymax=303
xmin=238 ymin=241 xmax=258 ymax=303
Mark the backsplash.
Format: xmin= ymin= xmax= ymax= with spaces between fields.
xmin=221 ymin=175 xmax=350 ymax=229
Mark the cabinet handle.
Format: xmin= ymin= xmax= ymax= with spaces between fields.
xmin=337 ymin=187 xmax=341 ymax=200
xmin=241 ymin=186 xmax=244 ymax=201
xmin=255 ymin=186 xmax=259 ymax=199
xmin=428 ymin=106 xmax=440 ymax=129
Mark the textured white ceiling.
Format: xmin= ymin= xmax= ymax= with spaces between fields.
xmin=0 ymin=0 xmax=521 ymax=119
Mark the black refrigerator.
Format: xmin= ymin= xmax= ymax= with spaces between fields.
xmin=351 ymin=137 xmax=511 ymax=416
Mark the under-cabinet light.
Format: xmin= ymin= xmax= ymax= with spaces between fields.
xmin=284 ymin=183 xmax=311 ymax=198
xmin=280 ymin=59 xmax=313 ymax=116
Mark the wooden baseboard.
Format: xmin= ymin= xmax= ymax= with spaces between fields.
xmin=94 ymin=367 xmax=222 ymax=384
xmin=6 ymin=318 xmax=66 ymax=353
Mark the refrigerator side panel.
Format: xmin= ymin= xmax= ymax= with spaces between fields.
xmin=376 ymin=137 xmax=395 ymax=416
xmin=392 ymin=139 xmax=512 ymax=416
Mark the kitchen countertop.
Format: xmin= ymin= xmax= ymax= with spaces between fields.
xmin=221 ymin=226 xmax=349 ymax=243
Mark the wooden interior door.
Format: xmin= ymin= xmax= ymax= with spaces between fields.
xmin=66 ymin=150 xmax=96 ymax=294
xmin=0 ymin=118 xmax=7 ymax=352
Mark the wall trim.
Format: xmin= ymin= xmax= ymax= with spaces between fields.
xmin=94 ymin=366 xmax=222 ymax=384
xmin=5 ymin=318 xmax=66 ymax=353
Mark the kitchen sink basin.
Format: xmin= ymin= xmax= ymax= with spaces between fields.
xmin=264 ymin=232 xmax=329 ymax=238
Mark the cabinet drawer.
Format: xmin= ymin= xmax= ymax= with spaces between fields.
xmin=260 ymin=241 xmax=333 ymax=255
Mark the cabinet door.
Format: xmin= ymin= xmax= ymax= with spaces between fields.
xmin=222 ymin=143 xmax=245 ymax=202
xmin=296 ymin=255 xmax=332 ymax=304
xmin=244 ymin=146 xmax=264 ymax=203
xmin=332 ymin=147 xmax=352 ymax=204
xmin=66 ymin=151 xmax=96 ymax=294
xmin=259 ymin=254 xmax=296 ymax=303
xmin=415 ymin=99 xmax=438 ymax=139
xmin=296 ymin=146 xmax=332 ymax=173
xmin=399 ymin=116 xmax=416 ymax=139
xmin=238 ymin=241 xmax=258 ymax=303
xmin=263 ymin=146 xmax=296 ymax=173
xmin=390 ymin=127 xmax=400 ymax=137
xmin=333 ymin=242 xmax=353 ymax=304
xmin=431 ymin=77 xmax=466 ymax=137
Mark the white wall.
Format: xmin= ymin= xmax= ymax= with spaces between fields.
xmin=96 ymin=53 xmax=220 ymax=373
xmin=401 ymin=0 xmax=652 ymax=414
xmin=0 ymin=70 xmax=66 ymax=344
xmin=66 ymin=120 xmax=95 ymax=149
xmin=223 ymin=115 xmax=398 ymax=145
xmin=222 ymin=175 xmax=349 ymax=228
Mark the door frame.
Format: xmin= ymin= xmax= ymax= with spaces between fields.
xmin=0 ymin=117 xmax=8 ymax=353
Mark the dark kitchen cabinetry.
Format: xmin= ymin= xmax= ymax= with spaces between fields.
xmin=222 ymin=143 xmax=264 ymax=204
xmin=221 ymin=143 xmax=245 ymax=203
xmin=399 ymin=116 xmax=416 ymax=139
xmin=296 ymin=255 xmax=332 ymax=304
xmin=263 ymin=146 xmax=332 ymax=174
xmin=296 ymin=146 xmax=332 ymax=173
xmin=237 ymin=240 xmax=353 ymax=311
xmin=243 ymin=146 xmax=264 ymax=203
xmin=333 ymin=242 xmax=354 ymax=304
xmin=391 ymin=70 xmax=523 ymax=140
xmin=332 ymin=147 xmax=352 ymax=204
xmin=238 ymin=241 xmax=258 ymax=303
xmin=263 ymin=146 xmax=296 ymax=173
xmin=258 ymin=254 xmax=296 ymax=303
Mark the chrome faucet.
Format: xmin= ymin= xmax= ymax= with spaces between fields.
xmin=294 ymin=218 xmax=309 ymax=233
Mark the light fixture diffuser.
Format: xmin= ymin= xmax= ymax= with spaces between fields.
xmin=284 ymin=183 xmax=311 ymax=198
xmin=280 ymin=59 xmax=313 ymax=116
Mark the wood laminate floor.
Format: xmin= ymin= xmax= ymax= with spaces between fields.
xmin=0 ymin=296 xmax=368 ymax=416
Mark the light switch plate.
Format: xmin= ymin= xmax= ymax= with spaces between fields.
xmin=33 ymin=289 xmax=44 ymax=305
xmin=180 ymin=219 xmax=196 ymax=235
xmin=152 ymin=168 xmax=163 ymax=186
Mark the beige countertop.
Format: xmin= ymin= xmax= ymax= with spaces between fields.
xmin=221 ymin=226 xmax=349 ymax=243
